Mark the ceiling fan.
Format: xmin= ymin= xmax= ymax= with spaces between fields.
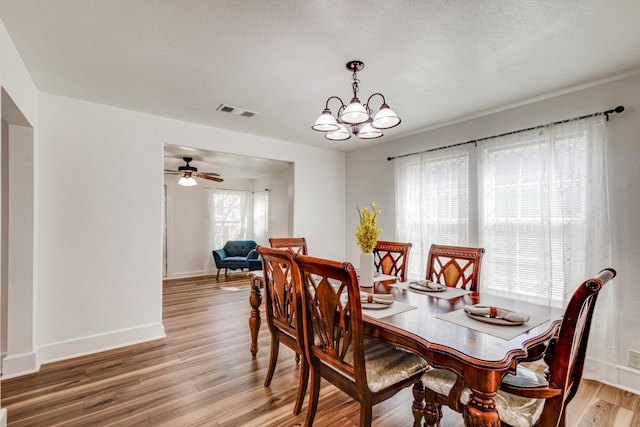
xmin=164 ymin=157 xmax=224 ymax=186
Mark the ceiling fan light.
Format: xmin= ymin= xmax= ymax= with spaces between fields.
xmin=178 ymin=175 xmax=198 ymax=187
xmin=340 ymin=98 xmax=369 ymax=124
xmin=372 ymin=104 xmax=401 ymax=129
xmin=357 ymin=122 xmax=383 ymax=139
xmin=312 ymin=108 xmax=339 ymax=132
xmin=325 ymin=124 xmax=351 ymax=141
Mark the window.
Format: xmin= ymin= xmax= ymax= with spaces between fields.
xmin=395 ymin=116 xmax=610 ymax=307
xmin=395 ymin=146 xmax=470 ymax=279
xmin=209 ymin=189 xmax=249 ymax=249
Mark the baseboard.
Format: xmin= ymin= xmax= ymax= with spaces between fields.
xmin=0 ymin=408 xmax=7 ymax=427
xmin=37 ymin=322 xmax=165 ymax=367
xmin=583 ymin=356 xmax=640 ymax=395
xmin=164 ymin=269 xmax=209 ymax=279
xmin=1 ymin=351 xmax=37 ymax=379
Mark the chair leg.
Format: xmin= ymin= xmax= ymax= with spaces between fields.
xmin=412 ymin=381 xmax=425 ymax=427
xmin=216 ymin=268 xmax=220 ymax=280
xmin=264 ymin=337 xmax=279 ymax=387
xmin=293 ymin=356 xmax=309 ymax=415
xmin=359 ymin=401 xmax=373 ymax=427
xmin=424 ymin=388 xmax=442 ymax=427
xmin=305 ymin=365 xmax=321 ymax=427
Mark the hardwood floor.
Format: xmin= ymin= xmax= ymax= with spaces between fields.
xmin=2 ymin=274 xmax=639 ymax=426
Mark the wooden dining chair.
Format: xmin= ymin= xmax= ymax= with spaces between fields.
xmin=293 ymin=253 xmax=429 ymax=427
xmin=269 ymin=237 xmax=308 ymax=255
xmin=426 ymin=244 xmax=485 ymax=291
xmin=373 ymin=240 xmax=412 ymax=282
xmin=419 ymin=268 xmax=616 ymax=427
xmin=256 ymin=246 xmax=308 ymax=415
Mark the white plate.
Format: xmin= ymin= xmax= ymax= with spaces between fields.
xmin=409 ymin=282 xmax=447 ymax=292
xmin=464 ymin=312 xmax=525 ymax=326
xmin=362 ymin=302 xmax=393 ymax=309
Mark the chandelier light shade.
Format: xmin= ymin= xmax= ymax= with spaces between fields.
xmin=312 ymin=60 xmax=401 ymax=141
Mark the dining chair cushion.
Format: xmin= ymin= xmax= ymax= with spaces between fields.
xmin=422 ymin=366 xmax=546 ymax=427
xmin=343 ymin=338 xmax=428 ymax=393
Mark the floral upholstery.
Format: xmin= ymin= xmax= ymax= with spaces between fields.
xmin=421 ymin=366 xmax=546 ymax=427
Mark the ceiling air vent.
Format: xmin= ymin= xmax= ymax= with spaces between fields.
xmin=217 ymin=104 xmax=256 ymax=118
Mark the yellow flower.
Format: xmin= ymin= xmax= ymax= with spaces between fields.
xmin=355 ymin=202 xmax=382 ymax=253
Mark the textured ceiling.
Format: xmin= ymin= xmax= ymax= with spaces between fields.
xmin=1 ymin=0 xmax=640 ymax=156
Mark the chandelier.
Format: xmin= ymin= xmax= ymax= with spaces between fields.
xmin=312 ymin=60 xmax=401 ymax=141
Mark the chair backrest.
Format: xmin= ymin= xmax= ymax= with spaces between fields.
xmin=293 ymin=254 xmax=366 ymax=385
xmin=223 ymin=240 xmax=258 ymax=257
xmin=541 ymin=268 xmax=616 ymax=418
xmin=269 ymin=237 xmax=308 ymax=255
xmin=373 ymin=240 xmax=412 ymax=282
xmin=257 ymin=246 xmax=304 ymax=349
xmin=426 ymin=244 xmax=485 ymax=291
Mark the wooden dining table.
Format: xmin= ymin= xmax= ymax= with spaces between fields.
xmin=247 ymin=271 xmax=563 ymax=426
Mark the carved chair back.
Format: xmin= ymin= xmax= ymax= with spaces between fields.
xmin=426 ymin=244 xmax=485 ymax=291
xmin=521 ymin=268 xmax=617 ymax=424
xmin=373 ymin=240 xmax=412 ymax=282
xmin=269 ymin=237 xmax=308 ymax=255
xmin=256 ymin=246 xmax=308 ymax=414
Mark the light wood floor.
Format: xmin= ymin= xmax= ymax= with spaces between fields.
xmin=2 ymin=274 xmax=639 ymax=426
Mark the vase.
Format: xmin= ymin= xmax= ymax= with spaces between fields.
xmin=359 ymin=252 xmax=375 ymax=287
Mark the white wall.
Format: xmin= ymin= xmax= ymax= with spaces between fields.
xmin=345 ymin=71 xmax=640 ymax=393
xmin=35 ymin=92 xmax=345 ymax=365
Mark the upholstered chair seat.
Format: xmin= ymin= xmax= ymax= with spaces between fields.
xmin=422 ymin=366 xmax=546 ymax=427
xmin=344 ymin=338 xmax=428 ymax=393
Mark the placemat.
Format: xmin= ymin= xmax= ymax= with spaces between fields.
xmin=391 ymin=282 xmax=471 ymax=300
xmin=436 ymin=308 xmax=549 ymax=340
xmin=362 ymin=301 xmax=417 ymax=319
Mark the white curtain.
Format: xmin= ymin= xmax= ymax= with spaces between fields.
xmin=394 ymin=145 xmax=470 ymax=279
xmin=477 ymin=116 xmax=611 ymax=306
xmin=477 ymin=116 xmax=613 ymax=381
xmin=253 ymin=190 xmax=269 ymax=246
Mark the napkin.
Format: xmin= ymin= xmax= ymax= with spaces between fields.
xmin=410 ymin=280 xmax=447 ymax=291
xmin=360 ymin=292 xmax=394 ymax=305
xmin=463 ymin=305 xmax=530 ymax=323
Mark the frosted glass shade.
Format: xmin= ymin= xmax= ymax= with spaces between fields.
xmin=340 ymin=97 xmax=369 ymax=124
xmin=372 ymin=104 xmax=401 ymax=129
xmin=178 ymin=176 xmax=198 ymax=187
xmin=325 ymin=124 xmax=351 ymax=141
xmin=312 ymin=108 xmax=340 ymax=132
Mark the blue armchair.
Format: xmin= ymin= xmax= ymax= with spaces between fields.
xmin=212 ymin=240 xmax=262 ymax=280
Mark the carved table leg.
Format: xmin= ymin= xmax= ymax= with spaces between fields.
xmin=463 ymin=389 xmax=500 ymax=427
xmin=249 ymin=276 xmax=263 ymax=358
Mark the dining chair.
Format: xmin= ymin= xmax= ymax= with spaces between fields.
xmin=256 ymin=246 xmax=308 ymax=415
xmin=269 ymin=237 xmax=308 ymax=255
xmin=419 ymin=268 xmax=616 ymax=427
xmin=373 ymin=240 xmax=412 ymax=282
xmin=293 ymin=253 xmax=429 ymax=427
xmin=426 ymin=244 xmax=485 ymax=291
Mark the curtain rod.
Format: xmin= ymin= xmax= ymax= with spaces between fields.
xmin=386 ymin=105 xmax=625 ymax=161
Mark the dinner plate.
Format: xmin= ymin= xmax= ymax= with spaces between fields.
xmin=464 ymin=312 xmax=525 ymax=326
xmin=361 ymin=302 xmax=393 ymax=309
xmin=409 ymin=281 xmax=447 ymax=292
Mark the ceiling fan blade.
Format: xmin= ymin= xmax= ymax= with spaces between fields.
xmin=195 ymin=172 xmax=224 ymax=182
xmin=199 ymin=171 xmax=221 ymax=177
xmin=164 ymin=169 xmax=182 ymax=175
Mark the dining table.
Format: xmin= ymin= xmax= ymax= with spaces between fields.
xmin=247 ymin=271 xmax=563 ymax=426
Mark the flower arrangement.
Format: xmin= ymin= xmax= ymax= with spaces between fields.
xmin=355 ymin=202 xmax=382 ymax=253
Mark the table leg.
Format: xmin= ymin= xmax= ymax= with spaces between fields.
xmin=463 ymin=389 xmax=500 ymax=426
xmin=249 ymin=277 xmax=263 ymax=358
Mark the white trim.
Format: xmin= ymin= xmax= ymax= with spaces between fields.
xmin=37 ymin=322 xmax=165 ymax=367
xmin=583 ymin=357 xmax=640 ymax=395
xmin=1 ymin=351 xmax=37 ymax=379
xmin=0 ymin=408 xmax=7 ymax=427
xmin=164 ymin=269 xmax=209 ymax=279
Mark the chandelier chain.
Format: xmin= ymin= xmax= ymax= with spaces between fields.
xmin=351 ymin=70 xmax=360 ymax=98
